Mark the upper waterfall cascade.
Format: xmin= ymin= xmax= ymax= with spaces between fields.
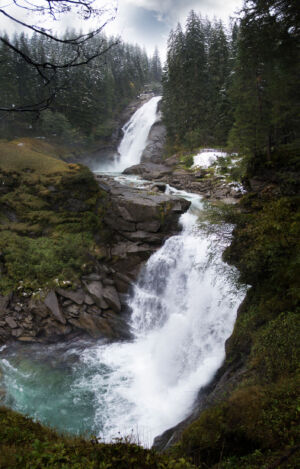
xmin=99 ymin=96 xmax=161 ymax=172
xmin=0 ymin=99 xmax=245 ymax=448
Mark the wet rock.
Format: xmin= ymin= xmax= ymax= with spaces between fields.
xmin=69 ymin=312 xmax=108 ymax=339
xmin=84 ymin=281 xmax=110 ymax=309
xmin=5 ymin=317 xmax=18 ymax=329
xmin=113 ymin=272 xmax=132 ymax=294
xmin=11 ymin=328 xmax=23 ymax=338
xmin=103 ymin=278 xmax=115 ymax=286
xmin=56 ymin=287 xmax=85 ymax=305
xmin=85 ymin=280 xmax=103 ymax=298
xmin=136 ymin=220 xmax=161 ymax=232
xmin=44 ymin=291 xmax=66 ymax=325
xmin=122 ymin=231 xmax=164 ymax=245
xmin=84 ymin=294 xmax=94 ymax=306
xmin=141 ymin=121 xmax=166 ymax=164
xmin=151 ymin=183 xmax=166 ymax=192
xmin=123 ymin=162 xmax=172 ymax=179
xmin=102 ymin=286 xmax=121 ymax=313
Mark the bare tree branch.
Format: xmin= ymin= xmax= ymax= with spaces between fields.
xmin=0 ymin=0 xmax=119 ymax=112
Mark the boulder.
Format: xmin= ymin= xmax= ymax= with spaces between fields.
xmin=5 ymin=317 xmax=18 ymax=329
xmin=44 ymin=291 xmax=66 ymax=325
xmin=69 ymin=312 xmax=113 ymax=339
xmin=102 ymin=286 xmax=121 ymax=313
xmin=141 ymin=121 xmax=167 ymax=164
xmin=123 ymin=162 xmax=171 ymax=179
xmin=136 ymin=220 xmax=161 ymax=232
xmin=56 ymin=287 xmax=85 ymax=305
xmin=84 ymin=281 xmax=110 ymax=309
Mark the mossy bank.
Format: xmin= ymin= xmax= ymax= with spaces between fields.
xmin=157 ymin=147 xmax=300 ymax=468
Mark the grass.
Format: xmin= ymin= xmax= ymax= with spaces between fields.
xmin=0 ymin=138 xmax=70 ymax=174
xmin=0 ymin=138 xmax=110 ymax=293
xmin=0 ymin=407 xmax=195 ymax=469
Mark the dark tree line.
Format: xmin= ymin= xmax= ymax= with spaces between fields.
xmin=0 ymin=32 xmax=162 ymax=141
xmin=162 ymin=12 xmax=234 ymax=149
xmin=162 ymin=1 xmax=299 ymax=161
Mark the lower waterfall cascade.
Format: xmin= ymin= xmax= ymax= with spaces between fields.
xmin=0 ymin=97 xmax=246 ymax=447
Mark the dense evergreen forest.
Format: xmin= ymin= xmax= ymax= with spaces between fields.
xmin=162 ymin=1 xmax=299 ymax=159
xmin=0 ymin=33 xmax=162 ymax=142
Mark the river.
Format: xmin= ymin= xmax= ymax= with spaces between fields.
xmin=0 ymin=97 xmax=245 ymax=446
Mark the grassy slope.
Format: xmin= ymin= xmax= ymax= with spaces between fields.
xmin=0 ymin=407 xmax=195 ymax=469
xmin=168 ymin=148 xmax=300 ymax=468
xmin=0 ymin=138 xmax=109 ymax=293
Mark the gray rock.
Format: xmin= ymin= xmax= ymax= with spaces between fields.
xmin=68 ymin=313 xmax=107 ymax=339
xmin=85 ymin=280 xmax=103 ymax=298
xmin=84 ymin=294 xmax=95 ymax=305
xmin=137 ymin=220 xmax=161 ymax=232
xmin=102 ymin=286 xmax=121 ymax=313
xmin=56 ymin=287 xmax=85 ymax=305
xmin=44 ymin=291 xmax=66 ymax=325
xmin=141 ymin=121 xmax=166 ymax=164
xmin=84 ymin=281 xmax=109 ymax=309
xmin=103 ymin=278 xmax=115 ymax=286
xmin=5 ymin=317 xmax=18 ymax=329
xmin=12 ymin=328 xmax=23 ymax=338
xmin=122 ymin=231 xmax=164 ymax=245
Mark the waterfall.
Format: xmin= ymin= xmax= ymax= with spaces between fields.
xmin=76 ymin=191 xmax=244 ymax=445
xmin=99 ymin=96 xmax=161 ymax=172
xmin=0 ymin=94 xmax=245 ymax=447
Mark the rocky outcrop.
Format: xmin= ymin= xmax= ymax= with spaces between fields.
xmin=123 ymin=160 xmax=245 ymax=202
xmin=96 ymin=174 xmax=191 ymax=280
xmin=0 ymin=268 xmax=131 ymax=344
xmin=0 ymin=175 xmax=190 ymax=345
xmin=140 ymin=101 xmax=166 ymax=164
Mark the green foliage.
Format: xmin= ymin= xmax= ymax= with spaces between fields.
xmin=162 ymin=14 xmax=232 ymax=152
xmin=0 ymin=407 xmax=195 ymax=469
xmin=0 ymin=146 xmax=108 ymax=293
xmin=40 ymin=111 xmax=76 ymax=142
xmin=250 ymin=311 xmax=300 ymax=383
xmin=0 ymin=32 xmax=159 ymax=141
xmin=0 ymin=232 xmax=93 ymax=292
xmin=171 ymin=376 xmax=300 ymax=468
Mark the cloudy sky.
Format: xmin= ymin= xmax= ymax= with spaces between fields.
xmin=106 ymin=0 xmax=242 ymax=55
xmin=1 ymin=0 xmax=243 ymax=59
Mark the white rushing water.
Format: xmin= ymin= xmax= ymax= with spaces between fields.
xmin=98 ymin=96 xmax=161 ymax=172
xmin=0 ymin=98 xmax=245 ymax=447
xmin=75 ymin=189 xmax=244 ymax=446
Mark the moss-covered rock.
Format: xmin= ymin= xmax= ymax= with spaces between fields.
xmin=0 ymin=139 xmax=109 ymax=293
